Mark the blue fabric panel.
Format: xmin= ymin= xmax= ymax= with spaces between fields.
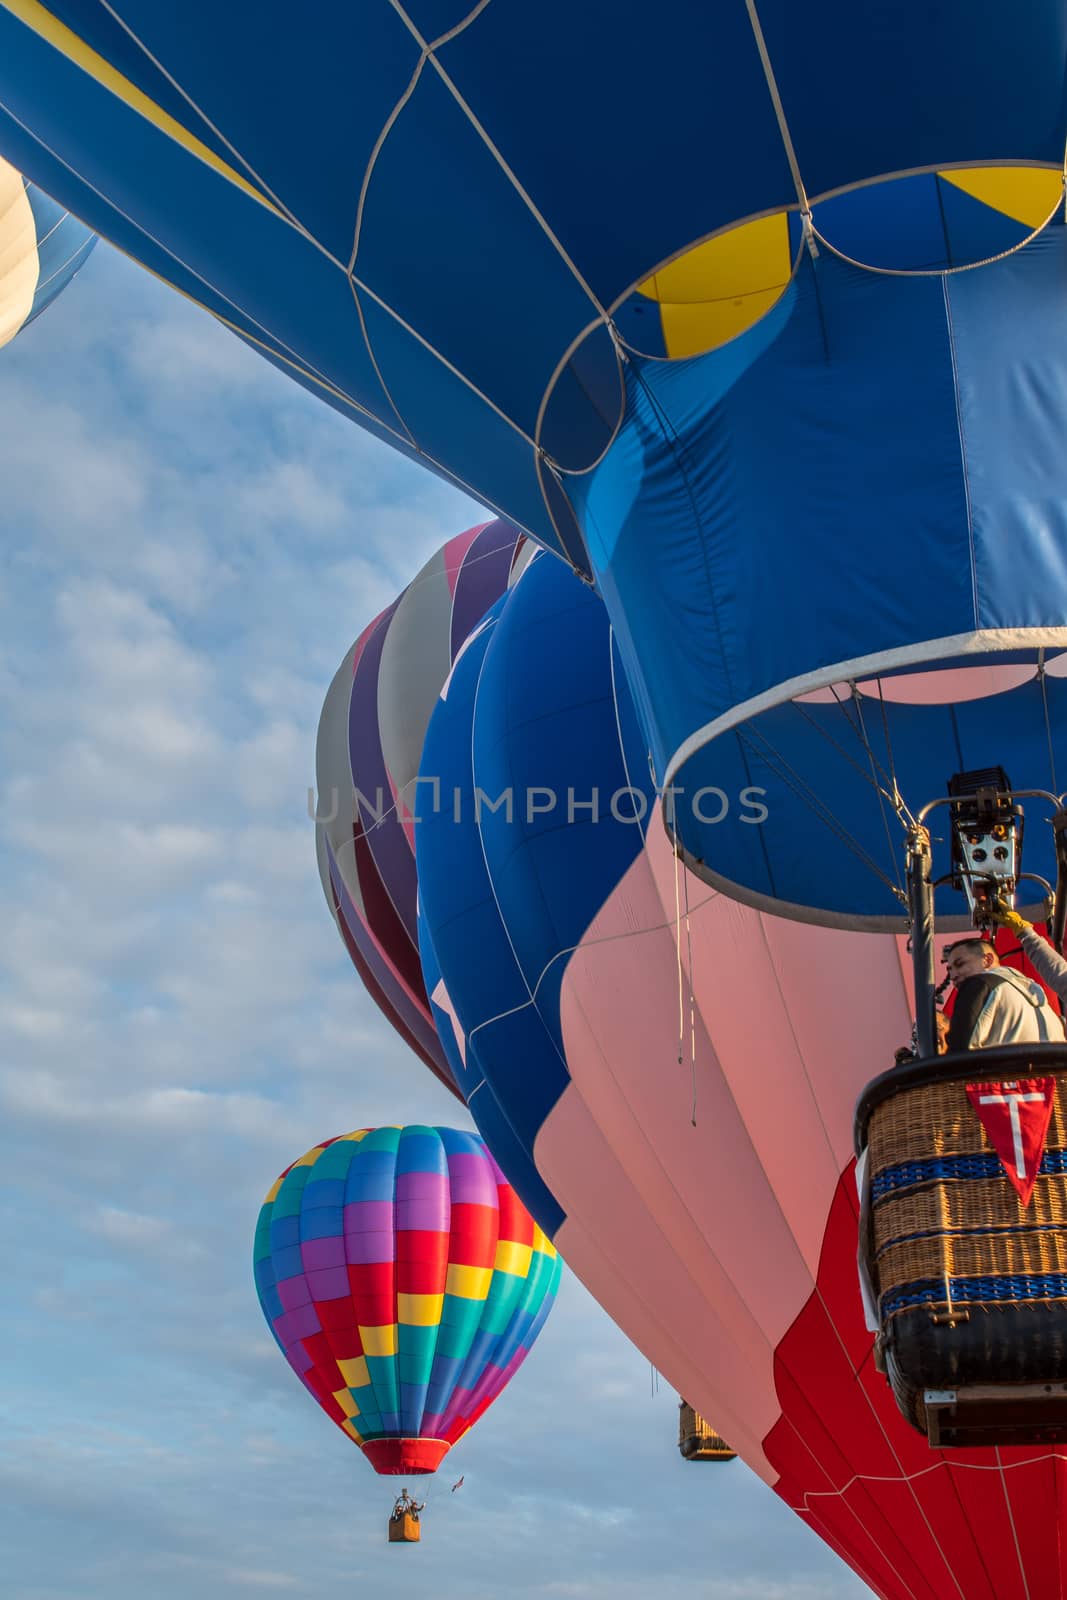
xmin=950 ymin=228 xmax=1067 ymax=629
xmin=356 ymin=63 xmax=602 ymax=444
xmin=813 ymin=173 xmax=1035 ymax=272
xmin=399 ymin=1380 xmax=429 ymax=1433
xmin=473 ymin=558 xmax=648 ymax=1051
xmin=395 ymin=1129 xmax=445 ymax=1176
xmin=467 ymin=1075 xmax=565 ymax=1238
xmin=934 ymin=177 xmax=1038 ymax=266
xmin=437 ymin=0 xmax=797 ymax=306
xmin=761 ymin=0 xmax=1067 ymax=194
xmin=271 ymin=1244 xmax=304 ymax=1282
xmin=260 ymin=1285 xmax=284 ymax=1324
xmin=301 ymin=1180 xmax=346 ymax=1212
xmin=586 ymin=249 xmax=972 ymax=775
xmin=299 ymin=1207 xmax=344 ymax=1242
xmin=424 ymin=1352 xmax=463 ymax=1414
xmin=814 ymin=175 xmax=956 ymax=271
xmin=537 ymin=323 xmax=623 ymax=473
xmin=415 ymin=616 xmax=534 ymax=1025
xmin=416 ymin=601 xmax=573 ymax=1227
xmin=269 ymin=1214 xmax=301 ymax=1251
xmin=416 ymin=555 xmax=655 ymax=1231
xmin=399 ymin=1 xmax=480 ymax=40
xmin=344 ymin=1153 xmax=398 ymax=1203
xmin=436 ymin=1127 xmax=484 ymax=1162
xmin=453 ymin=1325 xmax=496 ymax=1395
xmin=357 ymin=297 xmax=560 ymax=554
xmin=466 ymin=1008 xmax=568 ymax=1163
xmin=42 ymin=1 xmax=245 ymax=172
xmin=69 ymin=2 xmax=420 ymax=261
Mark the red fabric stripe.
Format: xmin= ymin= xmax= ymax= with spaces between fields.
xmin=300 ymin=1332 xmax=341 ymax=1381
xmin=396 ymin=1229 xmax=449 ymax=1295
xmin=348 ymin=1261 xmax=393 ymax=1293
xmin=361 ymin=1437 xmax=450 ymax=1476
xmin=323 ymin=1326 xmax=365 ymax=1363
xmin=447 ymin=1203 xmax=497 ymax=1267
xmin=495 ymin=1183 xmax=533 ymax=1247
xmin=316 ymin=1296 xmax=359 ymax=1333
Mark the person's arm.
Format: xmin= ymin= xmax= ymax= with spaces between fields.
xmin=1010 ymin=919 xmax=1067 ymax=1006
xmin=946 ymin=974 xmax=993 ymax=1052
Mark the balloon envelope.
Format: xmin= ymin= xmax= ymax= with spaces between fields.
xmin=254 ymin=1124 xmax=560 ymax=1476
xmin=315 ymin=519 xmax=527 ymax=1095
xmin=0 ymin=156 xmax=94 ymax=348
xmin=2 ymin=6 xmax=1063 ymax=559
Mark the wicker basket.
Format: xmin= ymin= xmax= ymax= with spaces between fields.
xmin=388 ymin=1512 xmax=421 ymax=1543
xmin=855 ymin=1043 xmax=1067 ymax=1445
xmin=678 ymin=1400 xmax=736 ymax=1462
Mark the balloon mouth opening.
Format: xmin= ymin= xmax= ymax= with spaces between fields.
xmin=362 ymin=1437 xmax=451 ymax=1476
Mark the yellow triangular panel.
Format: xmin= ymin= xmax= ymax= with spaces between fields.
xmin=939 ymin=166 xmax=1063 ymax=229
xmin=637 ymin=213 xmax=791 ymax=357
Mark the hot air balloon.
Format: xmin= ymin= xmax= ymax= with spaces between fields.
xmin=315 ymin=519 xmax=529 ymax=1098
xmin=253 ymin=1124 xmax=560 ymax=1539
xmin=678 ymin=1401 xmax=735 ymax=1465
xmin=0 ymin=155 xmax=94 ymax=349
xmin=0 ymin=5 xmax=1063 ymax=580
xmin=417 ymin=549 xmax=1067 ymax=1600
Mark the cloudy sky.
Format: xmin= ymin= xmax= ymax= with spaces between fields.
xmin=0 ymin=239 xmax=869 ymax=1599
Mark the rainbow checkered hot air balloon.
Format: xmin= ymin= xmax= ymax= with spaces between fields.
xmin=253 ymin=1126 xmax=560 ymax=1479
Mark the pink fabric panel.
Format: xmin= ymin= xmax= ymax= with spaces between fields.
xmin=796 ymin=663 xmax=1035 ymax=705
xmin=443 ymin=522 xmax=487 ymax=595
xmin=557 ymin=897 xmax=816 ymax=1330
xmin=349 ymin=607 xmax=388 ymax=681
xmin=549 ymin=819 xmax=915 ymax=1500
xmin=546 ymin=1093 xmax=782 ymax=1481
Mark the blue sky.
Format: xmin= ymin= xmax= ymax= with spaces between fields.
xmin=0 ymin=239 xmax=869 ymax=1599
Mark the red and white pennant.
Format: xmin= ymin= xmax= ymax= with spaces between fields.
xmin=965 ymin=1077 xmax=1056 ymax=1207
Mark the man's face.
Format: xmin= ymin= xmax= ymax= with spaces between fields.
xmin=943 ymin=943 xmax=991 ymax=985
